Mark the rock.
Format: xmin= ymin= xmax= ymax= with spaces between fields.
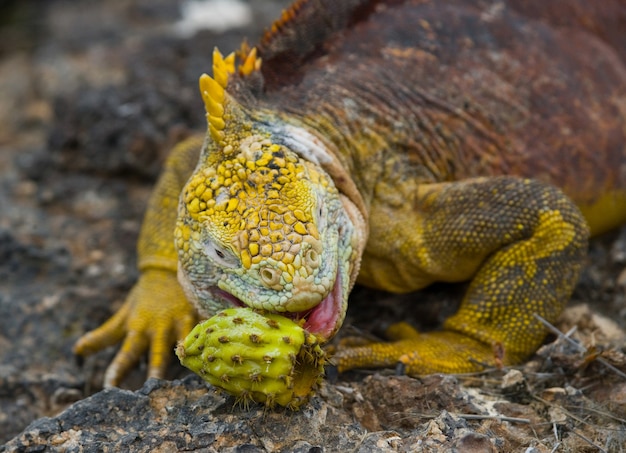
xmin=500 ymin=369 xmax=530 ymax=402
xmin=3 ymin=376 xmax=363 ymax=452
xmin=353 ymin=374 xmax=479 ymax=431
xmin=455 ymin=432 xmax=497 ymax=453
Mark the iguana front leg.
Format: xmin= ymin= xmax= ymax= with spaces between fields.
xmin=74 ymin=135 xmax=203 ymax=387
xmin=335 ymin=176 xmax=590 ymax=375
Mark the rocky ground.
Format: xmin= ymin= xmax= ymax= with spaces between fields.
xmin=1 ymin=1 xmax=626 ymax=451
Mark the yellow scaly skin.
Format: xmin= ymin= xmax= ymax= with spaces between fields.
xmin=74 ymin=38 xmax=623 ymax=396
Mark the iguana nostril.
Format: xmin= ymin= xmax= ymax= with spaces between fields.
xmin=259 ymin=266 xmax=281 ymax=287
xmin=305 ymin=249 xmax=320 ymax=269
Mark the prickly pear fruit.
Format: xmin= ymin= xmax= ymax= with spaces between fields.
xmin=176 ymin=307 xmax=325 ymax=409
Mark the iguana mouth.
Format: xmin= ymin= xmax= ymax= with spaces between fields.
xmin=213 ymin=268 xmax=343 ymax=341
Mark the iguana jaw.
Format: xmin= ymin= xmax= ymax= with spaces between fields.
xmin=205 ymin=260 xmax=345 ymax=340
xmin=177 ymin=256 xmax=346 ymax=342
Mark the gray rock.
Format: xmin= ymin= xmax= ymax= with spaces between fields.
xmin=3 ymin=376 xmax=364 ymax=452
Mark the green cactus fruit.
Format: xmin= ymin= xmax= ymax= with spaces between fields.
xmin=176 ymin=307 xmax=326 ymax=409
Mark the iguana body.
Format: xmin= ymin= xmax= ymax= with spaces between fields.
xmin=75 ymin=0 xmax=626 ymax=387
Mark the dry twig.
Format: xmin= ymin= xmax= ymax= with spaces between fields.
xmin=533 ymin=313 xmax=626 ymax=380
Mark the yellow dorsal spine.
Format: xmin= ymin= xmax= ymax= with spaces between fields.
xmin=199 ymin=74 xmax=225 ymax=144
xmin=199 ymin=47 xmax=263 ymax=145
xmin=213 ymin=48 xmax=235 ymax=87
xmin=239 ymin=47 xmax=262 ymax=76
xmin=199 ymin=48 xmax=236 ymax=145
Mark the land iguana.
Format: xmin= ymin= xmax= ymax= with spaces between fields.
xmin=74 ymin=0 xmax=626 ymax=406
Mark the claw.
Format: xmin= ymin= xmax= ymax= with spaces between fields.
xmin=395 ymin=362 xmax=407 ymax=376
xmin=73 ymin=300 xmax=131 ymax=356
xmin=104 ymin=331 xmax=149 ymax=387
xmin=147 ymin=329 xmax=173 ymax=381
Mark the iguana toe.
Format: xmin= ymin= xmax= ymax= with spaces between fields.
xmin=333 ymin=322 xmax=499 ymax=376
xmin=73 ymin=298 xmax=130 ymax=357
xmin=104 ymin=331 xmax=150 ymax=387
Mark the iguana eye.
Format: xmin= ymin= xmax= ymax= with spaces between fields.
xmin=316 ymin=197 xmax=326 ymax=231
xmin=204 ymin=241 xmax=239 ymax=268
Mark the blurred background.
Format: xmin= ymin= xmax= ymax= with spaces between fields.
xmin=0 ymin=0 xmax=290 ymax=442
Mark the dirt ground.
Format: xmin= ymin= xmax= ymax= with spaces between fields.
xmin=1 ymin=1 xmax=626 ymax=451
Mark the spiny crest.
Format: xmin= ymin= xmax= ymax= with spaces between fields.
xmin=261 ymin=0 xmax=307 ymax=47
xmin=199 ymin=48 xmax=235 ymax=145
xmin=199 ymin=47 xmax=263 ymax=145
xmin=237 ymin=41 xmax=262 ymax=76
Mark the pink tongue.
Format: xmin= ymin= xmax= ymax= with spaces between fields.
xmin=215 ymin=289 xmax=245 ymax=307
xmin=304 ymin=270 xmax=342 ymax=339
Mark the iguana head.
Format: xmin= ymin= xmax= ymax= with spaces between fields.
xmin=175 ymin=49 xmax=365 ymax=341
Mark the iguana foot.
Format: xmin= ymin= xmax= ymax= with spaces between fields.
xmin=74 ymin=268 xmax=197 ymax=387
xmin=333 ymin=322 xmax=501 ymax=375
